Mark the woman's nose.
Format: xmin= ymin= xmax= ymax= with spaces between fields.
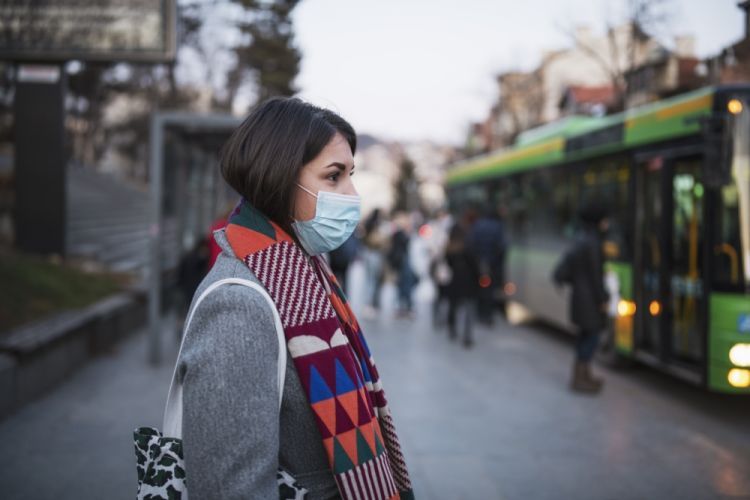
xmin=344 ymin=177 xmax=359 ymax=197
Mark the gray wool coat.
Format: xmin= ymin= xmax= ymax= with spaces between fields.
xmin=176 ymin=229 xmax=340 ymax=499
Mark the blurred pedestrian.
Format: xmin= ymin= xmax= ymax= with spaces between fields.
xmin=388 ymin=212 xmax=418 ymax=318
xmin=328 ymin=231 xmax=359 ymax=295
xmin=469 ymin=203 xmax=507 ymax=325
xmin=165 ymin=97 xmax=413 ymax=498
xmin=445 ymin=221 xmax=480 ymax=348
xmin=361 ymin=208 xmax=387 ymax=318
xmin=553 ymin=200 xmax=610 ymax=394
xmin=428 ymin=210 xmax=452 ymax=327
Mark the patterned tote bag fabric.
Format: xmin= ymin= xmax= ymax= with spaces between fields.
xmin=133 ymin=278 xmax=307 ymax=499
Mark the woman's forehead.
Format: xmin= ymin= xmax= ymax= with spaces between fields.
xmin=315 ymin=134 xmax=353 ymax=163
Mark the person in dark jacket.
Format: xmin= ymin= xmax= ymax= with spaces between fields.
xmin=553 ymin=201 xmax=611 ymax=393
xmin=469 ymin=204 xmax=507 ymax=325
xmin=328 ymin=232 xmax=359 ymax=295
xmin=388 ymin=214 xmax=418 ymax=318
xmin=446 ymin=222 xmax=481 ymax=348
xmin=361 ymin=209 xmax=387 ymax=315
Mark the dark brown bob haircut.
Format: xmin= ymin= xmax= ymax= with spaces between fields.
xmin=219 ymin=97 xmax=356 ymax=235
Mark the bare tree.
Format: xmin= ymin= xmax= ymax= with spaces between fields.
xmin=560 ymin=0 xmax=672 ymax=112
xmin=491 ymin=70 xmax=545 ymax=148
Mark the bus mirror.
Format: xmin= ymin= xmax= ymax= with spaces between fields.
xmin=701 ymin=113 xmax=734 ymax=189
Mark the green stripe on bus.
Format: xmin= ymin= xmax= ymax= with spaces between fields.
xmin=446 ymin=138 xmax=564 ymax=185
xmin=624 ymin=88 xmax=713 ymax=146
xmin=446 ymin=86 xmax=716 ymax=187
xmin=708 ymin=293 xmax=750 ymax=393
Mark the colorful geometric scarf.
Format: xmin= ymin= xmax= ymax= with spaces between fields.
xmin=226 ymin=200 xmax=414 ymax=500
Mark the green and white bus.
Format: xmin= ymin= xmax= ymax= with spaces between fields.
xmin=446 ymin=85 xmax=750 ymax=393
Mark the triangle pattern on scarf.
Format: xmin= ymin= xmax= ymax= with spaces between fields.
xmin=359 ymin=420 xmax=377 ymax=457
xmin=224 ymin=200 xmax=413 ymax=498
xmin=334 ymin=397 xmax=356 ymax=435
xmin=333 ymin=437 xmax=355 ymax=474
xmin=337 ymin=428 xmax=359 ymax=466
xmin=358 ymin=387 xmax=370 ymax=408
xmin=334 ymin=359 xmax=357 ymax=395
xmin=337 ymin=390 xmax=359 ymax=428
xmin=356 ymin=428 xmax=375 ymax=464
xmin=357 ymin=390 xmax=373 ymax=426
xmin=309 ymin=365 xmax=334 ymax=403
xmin=311 ymin=398 xmax=335 ymax=438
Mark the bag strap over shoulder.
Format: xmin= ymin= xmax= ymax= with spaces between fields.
xmin=162 ymin=277 xmax=287 ymax=439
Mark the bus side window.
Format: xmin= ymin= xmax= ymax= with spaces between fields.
xmin=579 ymin=157 xmax=631 ymax=260
xmin=713 ymin=183 xmax=742 ymax=289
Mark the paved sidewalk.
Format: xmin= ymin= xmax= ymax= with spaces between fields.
xmin=1 ymin=263 xmax=749 ymax=499
xmin=0 ymin=318 xmax=179 ymax=500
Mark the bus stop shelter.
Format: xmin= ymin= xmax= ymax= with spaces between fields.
xmin=147 ymin=111 xmax=243 ymax=364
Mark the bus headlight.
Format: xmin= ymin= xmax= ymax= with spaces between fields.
xmin=727 ymin=368 xmax=750 ymax=388
xmin=617 ymin=300 xmax=636 ymax=317
xmin=729 ymin=344 xmax=750 ymax=367
xmin=728 ymin=98 xmax=744 ymax=115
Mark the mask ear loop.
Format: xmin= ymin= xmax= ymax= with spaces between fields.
xmin=296 ymin=183 xmax=318 ymax=199
xmin=290 ymin=184 xmax=318 ymax=223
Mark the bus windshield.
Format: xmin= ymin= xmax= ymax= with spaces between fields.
xmin=714 ymin=101 xmax=750 ymax=291
xmin=733 ymin=101 xmax=750 ymax=289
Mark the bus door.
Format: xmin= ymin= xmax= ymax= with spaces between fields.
xmin=635 ymin=155 xmax=669 ymax=362
xmin=669 ymin=156 xmax=707 ymax=371
xmin=634 ymin=153 xmax=707 ymax=379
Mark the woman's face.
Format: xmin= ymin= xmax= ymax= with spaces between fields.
xmin=293 ymin=132 xmax=357 ymax=222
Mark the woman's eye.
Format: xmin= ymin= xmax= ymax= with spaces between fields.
xmin=327 ymin=173 xmax=339 ymax=182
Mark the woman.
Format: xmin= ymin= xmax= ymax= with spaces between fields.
xmin=552 ymin=200 xmax=610 ymax=394
xmin=388 ymin=213 xmax=417 ymax=318
xmin=178 ymin=97 xmax=414 ymax=498
xmin=361 ymin=209 xmax=387 ymax=318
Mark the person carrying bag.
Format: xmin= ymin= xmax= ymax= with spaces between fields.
xmin=133 ymin=277 xmax=307 ymax=499
xmin=134 ymin=97 xmax=413 ymax=499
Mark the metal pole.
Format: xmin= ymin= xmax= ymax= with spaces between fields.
xmin=148 ymin=114 xmax=164 ymax=365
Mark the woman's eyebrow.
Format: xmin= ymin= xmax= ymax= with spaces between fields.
xmin=324 ymin=162 xmax=348 ymax=170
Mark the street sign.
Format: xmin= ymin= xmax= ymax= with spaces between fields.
xmin=0 ymin=1 xmax=176 ymax=63
xmin=17 ymin=65 xmax=60 ymax=84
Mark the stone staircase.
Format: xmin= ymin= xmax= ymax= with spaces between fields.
xmin=66 ymin=167 xmax=179 ymax=278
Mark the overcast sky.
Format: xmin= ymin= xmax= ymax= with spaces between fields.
xmin=291 ymin=0 xmax=745 ymax=145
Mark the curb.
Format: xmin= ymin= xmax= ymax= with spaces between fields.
xmin=0 ymin=290 xmax=147 ymax=420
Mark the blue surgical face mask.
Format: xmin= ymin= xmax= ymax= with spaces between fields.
xmin=292 ymin=184 xmax=361 ymax=255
